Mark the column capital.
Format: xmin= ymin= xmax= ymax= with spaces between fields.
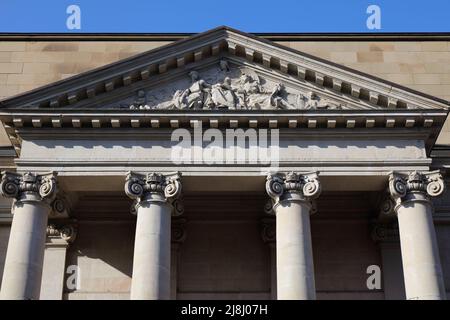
xmin=46 ymin=221 xmax=78 ymax=247
xmin=124 ymin=171 xmax=182 ymax=215
xmin=388 ymin=170 xmax=445 ymax=209
xmin=265 ymin=171 xmax=321 ymax=213
xmin=49 ymin=192 xmax=77 ymax=219
xmin=0 ymin=171 xmax=58 ymax=204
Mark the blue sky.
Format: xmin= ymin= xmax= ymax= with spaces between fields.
xmin=0 ymin=0 xmax=449 ymax=33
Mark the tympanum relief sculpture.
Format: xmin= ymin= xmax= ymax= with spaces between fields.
xmin=127 ymin=60 xmax=345 ymax=111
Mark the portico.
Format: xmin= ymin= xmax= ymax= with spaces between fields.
xmin=0 ymin=27 xmax=448 ymax=300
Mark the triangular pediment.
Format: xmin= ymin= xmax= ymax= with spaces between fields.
xmin=0 ymin=26 xmax=449 ymax=112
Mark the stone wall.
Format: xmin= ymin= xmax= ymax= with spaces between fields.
xmin=0 ymin=225 xmax=10 ymax=284
xmin=56 ymin=192 xmax=386 ymax=300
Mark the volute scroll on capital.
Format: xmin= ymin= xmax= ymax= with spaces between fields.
xmin=124 ymin=171 xmax=183 ymax=215
xmin=265 ymin=171 xmax=321 ymax=214
xmin=260 ymin=218 xmax=276 ymax=244
xmin=388 ymin=170 xmax=445 ymax=208
xmin=371 ymin=222 xmax=400 ymax=243
xmin=171 ymin=218 xmax=187 ymax=245
xmin=46 ymin=222 xmax=78 ymax=244
xmin=0 ymin=171 xmax=58 ymax=204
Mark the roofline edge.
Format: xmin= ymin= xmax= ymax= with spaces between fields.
xmin=2 ymin=32 xmax=450 ymax=42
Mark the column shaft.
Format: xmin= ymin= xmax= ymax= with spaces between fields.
xmin=265 ymin=172 xmax=321 ymax=300
xmin=388 ymin=171 xmax=447 ymax=300
xmin=269 ymin=244 xmax=277 ymax=300
xmin=397 ymin=198 xmax=446 ymax=300
xmin=131 ymin=201 xmax=172 ymax=300
xmin=1 ymin=201 xmax=50 ymax=299
xmin=40 ymin=223 xmax=77 ymax=300
xmin=275 ymin=201 xmax=315 ymax=300
xmin=0 ymin=171 xmax=57 ymax=300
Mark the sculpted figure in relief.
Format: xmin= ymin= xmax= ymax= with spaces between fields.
xmin=129 ymin=89 xmax=148 ymax=110
xmin=211 ymin=77 xmax=237 ymax=109
xmin=183 ymin=71 xmax=213 ymax=110
xmin=236 ymin=73 xmax=268 ymax=110
xmin=267 ymin=83 xmax=296 ymax=110
xmin=299 ymin=91 xmax=343 ymax=110
xmin=130 ymin=61 xmax=347 ymax=111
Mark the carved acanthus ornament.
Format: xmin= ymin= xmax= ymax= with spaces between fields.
xmin=171 ymin=218 xmax=187 ymax=245
xmin=265 ymin=171 xmax=321 ymax=213
xmin=379 ymin=195 xmax=397 ymax=218
xmin=0 ymin=171 xmax=57 ymax=204
xmin=48 ymin=193 xmax=75 ymax=218
xmin=260 ymin=218 xmax=276 ymax=244
xmin=46 ymin=222 xmax=77 ymax=244
xmin=388 ymin=170 xmax=445 ymax=210
xmin=124 ymin=171 xmax=183 ymax=215
xmin=371 ymin=222 xmax=400 ymax=243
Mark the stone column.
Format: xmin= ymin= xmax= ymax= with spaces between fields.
xmin=125 ymin=171 xmax=182 ymax=300
xmin=171 ymin=218 xmax=186 ymax=300
xmin=40 ymin=223 xmax=77 ymax=300
xmin=0 ymin=171 xmax=57 ymax=300
xmin=266 ymin=171 xmax=321 ymax=300
xmin=261 ymin=217 xmax=276 ymax=300
xmin=388 ymin=171 xmax=446 ymax=300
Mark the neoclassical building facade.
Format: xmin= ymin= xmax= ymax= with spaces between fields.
xmin=0 ymin=27 xmax=449 ymax=300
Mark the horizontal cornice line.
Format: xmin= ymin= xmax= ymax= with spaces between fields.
xmin=14 ymin=160 xmax=432 ymax=167
xmin=2 ymin=111 xmax=447 ymax=116
xmin=2 ymin=32 xmax=450 ymax=42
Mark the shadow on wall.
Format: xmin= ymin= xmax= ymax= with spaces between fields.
xmin=64 ymin=222 xmax=135 ymax=295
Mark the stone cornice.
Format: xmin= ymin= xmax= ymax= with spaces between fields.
xmin=3 ymin=31 xmax=450 ymax=42
xmin=5 ymin=109 xmax=444 ymax=155
xmin=3 ymin=110 xmax=445 ymax=131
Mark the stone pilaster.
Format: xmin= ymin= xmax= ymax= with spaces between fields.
xmin=388 ymin=170 xmax=446 ymax=300
xmin=125 ymin=171 xmax=182 ymax=300
xmin=260 ymin=217 xmax=276 ymax=300
xmin=0 ymin=171 xmax=58 ymax=300
xmin=40 ymin=221 xmax=77 ymax=300
xmin=371 ymin=221 xmax=405 ymax=300
xmin=266 ymin=171 xmax=321 ymax=300
xmin=170 ymin=218 xmax=187 ymax=300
